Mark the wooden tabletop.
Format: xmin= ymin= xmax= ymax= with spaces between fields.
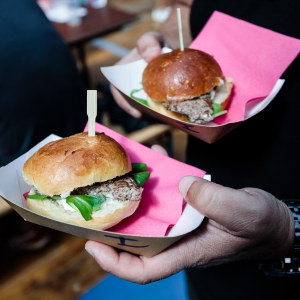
xmin=51 ymin=6 xmax=137 ymax=46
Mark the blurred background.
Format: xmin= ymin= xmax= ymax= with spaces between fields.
xmin=0 ymin=0 xmax=189 ymax=299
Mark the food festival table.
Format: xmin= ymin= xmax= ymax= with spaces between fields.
xmin=51 ymin=5 xmax=137 ymax=85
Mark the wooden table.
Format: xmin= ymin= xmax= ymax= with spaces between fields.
xmin=51 ymin=5 xmax=137 ymax=86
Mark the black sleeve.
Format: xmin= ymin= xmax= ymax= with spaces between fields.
xmin=0 ymin=0 xmax=87 ymax=166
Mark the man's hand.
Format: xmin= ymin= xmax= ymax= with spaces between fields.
xmin=110 ymin=32 xmax=165 ymax=118
xmin=110 ymin=0 xmax=192 ymax=118
xmin=85 ymin=175 xmax=295 ymax=284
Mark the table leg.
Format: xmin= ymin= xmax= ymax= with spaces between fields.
xmin=77 ymin=43 xmax=91 ymax=88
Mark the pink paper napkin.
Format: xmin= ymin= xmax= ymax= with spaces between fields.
xmin=189 ymin=11 xmax=300 ymax=124
xmin=82 ymin=123 xmax=205 ymax=236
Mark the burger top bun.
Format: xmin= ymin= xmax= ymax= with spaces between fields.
xmin=22 ymin=132 xmax=131 ymax=196
xmin=142 ymin=48 xmax=225 ymax=102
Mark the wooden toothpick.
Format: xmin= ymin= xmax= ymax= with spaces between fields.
xmin=177 ymin=8 xmax=184 ymax=51
xmin=87 ymin=90 xmax=97 ymax=136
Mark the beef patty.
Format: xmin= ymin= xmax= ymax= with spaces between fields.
xmin=162 ymin=96 xmax=213 ymax=124
xmin=73 ymin=175 xmax=142 ymax=201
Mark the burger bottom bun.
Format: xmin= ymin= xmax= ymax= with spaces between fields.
xmin=147 ymin=96 xmax=188 ymax=122
xmin=26 ymin=192 xmax=140 ymax=230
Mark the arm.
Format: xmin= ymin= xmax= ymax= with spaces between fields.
xmin=111 ymin=0 xmax=193 ymax=118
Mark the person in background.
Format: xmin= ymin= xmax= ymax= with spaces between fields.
xmin=0 ymin=0 xmax=87 ymax=249
xmin=85 ymin=0 xmax=300 ymax=299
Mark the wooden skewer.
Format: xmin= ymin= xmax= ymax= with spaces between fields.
xmin=177 ymin=8 xmax=184 ymax=51
xmin=87 ymin=90 xmax=97 ymax=136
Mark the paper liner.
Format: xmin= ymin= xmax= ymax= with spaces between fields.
xmin=0 ymin=133 xmax=207 ymax=257
xmin=101 ymin=11 xmax=300 ymax=143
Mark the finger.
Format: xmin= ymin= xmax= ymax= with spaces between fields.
xmin=85 ymin=240 xmax=189 ymax=284
xmin=115 ymin=48 xmax=142 ymax=65
xmin=137 ymin=32 xmax=164 ymax=63
xmin=110 ymin=84 xmax=142 ymax=118
xmin=178 ymin=176 xmax=255 ymax=231
xmin=151 ymin=144 xmax=168 ymax=156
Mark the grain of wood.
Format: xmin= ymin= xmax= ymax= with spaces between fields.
xmin=0 ymin=234 xmax=105 ymax=300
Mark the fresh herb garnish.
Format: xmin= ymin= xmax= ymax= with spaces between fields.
xmin=132 ymin=163 xmax=147 ymax=172
xmin=66 ymin=196 xmax=93 ymax=221
xmin=212 ymin=103 xmax=223 ymax=115
xmin=130 ymin=88 xmax=149 ymax=107
xmin=26 ymin=194 xmax=47 ymax=199
xmin=66 ymin=195 xmax=106 ymax=221
xmin=131 ymin=172 xmax=150 ymax=187
xmin=212 ymin=110 xmax=227 ymax=119
xmin=27 ymin=193 xmax=106 ymax=221
xmin=211 ymin=103 xmax=227 ymax=119
xmin=130 ymin=163 xmax=150 ymax=187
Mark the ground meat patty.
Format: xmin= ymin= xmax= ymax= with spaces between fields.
xmin=162 ymin=97 xmax=213 ymax=124
xmin=73 ymin=175 xmax=143 ymax=201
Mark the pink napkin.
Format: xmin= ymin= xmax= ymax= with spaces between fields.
xmin=82 ymin=123 xmax=205 ymax=236
xmin=189 ymin=11 xmax=300 ymax=124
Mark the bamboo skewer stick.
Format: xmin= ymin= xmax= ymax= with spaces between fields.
xmin=177 ymin=8 xmax=184 ymax=51
xmin=87 ymin=90 xmax=97 ymax=136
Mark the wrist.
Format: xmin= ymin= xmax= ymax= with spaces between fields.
xmin=280 ymin=201 xmax=296 ymax=257
xmin=259 ymin=199 xmax=300 ymax=276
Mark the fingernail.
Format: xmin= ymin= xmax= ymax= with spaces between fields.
xmin=179 ymin=176 xmax=197 ymax=198
xmin=85 ymin=246 xmax=94 ymax=258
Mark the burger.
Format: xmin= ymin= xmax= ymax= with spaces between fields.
xmin=142 ymin=48 xmax=233 ymax=125
xmin=22 ymin=132 xmax=149 ymax=230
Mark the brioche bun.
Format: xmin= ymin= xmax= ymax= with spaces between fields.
xmin=22 ymin=132 xmax=131 ymax=196
xmin=142 ymin=48 xmax=225 ymax=102
xmin=26 ymin=189 xmax=139 ymax=230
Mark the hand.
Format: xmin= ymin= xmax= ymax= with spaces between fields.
xmin=85 ymin=174 xmax=295 ymax=284
xmin=111 ymin=32 xmax=166 ymax=118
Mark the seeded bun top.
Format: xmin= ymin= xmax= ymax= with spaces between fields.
xmin=142 ymin=48 xmax=225 ymax=102
xmin=22 ymin=132 xmax=131 ymax=196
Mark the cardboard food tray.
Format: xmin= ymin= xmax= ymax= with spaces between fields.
xmin=0 ymin=134 xmax=207 ymax=257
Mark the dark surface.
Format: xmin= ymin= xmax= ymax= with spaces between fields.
xmin=0 ymin=0 xmax=87 ymax=167
xmin=52 ymin=6 xmax=137 ymax=46
xmin=0 ymin=211 xmax=61 ymax=282
xmin=186 ymin=0 xmax=300 ymax=299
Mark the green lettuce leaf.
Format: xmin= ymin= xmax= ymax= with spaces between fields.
xmin=132 ymin=163 xmax=147 ymax=172
xmin=26 ymin=194 xmax=47 ymax=199
xmin=130 ymin=88 xmax=149 ymax=107
xmin=131 ymin=172 xmax=150 ymax=187
xmin=212 ymin=103 xmax=227 ymax=119
xmin=27 ymin=193 xmax=107 ymax=221
xmin=66 ymin=195 xmax=107 ymax=221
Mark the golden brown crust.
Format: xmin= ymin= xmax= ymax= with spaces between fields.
xmin=142 ymin=48 xmax=225 ymax=102
xmin=22 ymin=132 xmax=131 ymax=196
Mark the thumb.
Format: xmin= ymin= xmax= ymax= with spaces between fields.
xmin=178 ymin=176 xmax=253 ymax=230
xmin=136 ymin=32 xmax=164 ymax=63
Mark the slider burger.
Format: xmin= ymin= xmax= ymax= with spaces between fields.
xmin=22 ymin=132 xmax=149 ymax=230
xmin=142 ymin=48 xmax=233 ymax=124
